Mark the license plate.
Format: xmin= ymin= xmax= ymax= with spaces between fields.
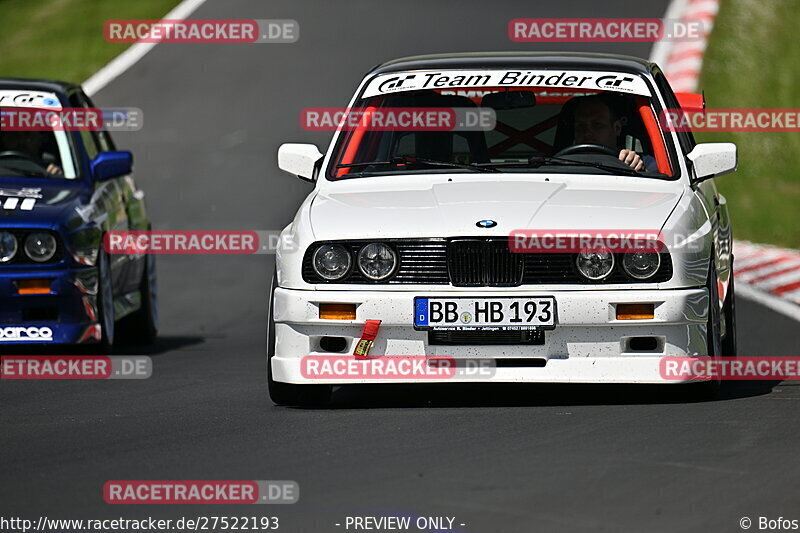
xmin=414 ymin=297 xmax=556 ymax=330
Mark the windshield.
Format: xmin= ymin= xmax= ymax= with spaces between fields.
xmin=328 ymin=69 xmax=675 ymax=180
xmin=0 ymin=91 xmax=79 ymax=179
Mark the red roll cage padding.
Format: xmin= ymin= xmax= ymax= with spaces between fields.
xmin=488 ymin=113 xmax=560 ymax=157
xmin=439 ymin=87 xmax=596 ymax=156
xmin=336 ymin=106 xmax=377 ymax=177
xmin=635 ymin=96 xmax=672 ymax=175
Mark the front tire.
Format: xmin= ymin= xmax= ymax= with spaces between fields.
xmin=721 ymin=267 xmax=737 ymax=357
xmin=267 ymin=269 xmax=331 ymax=407
xmin=95 ymin=249 xmax=116 ymax=351
xmin=690 ymin=261 xmax=723 ymax=399
xmin=118 ymin=254 xmax=158 ymax=344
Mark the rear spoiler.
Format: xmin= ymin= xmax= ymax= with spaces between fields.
xmin=675 ymin=92 xmax=705 ymax=113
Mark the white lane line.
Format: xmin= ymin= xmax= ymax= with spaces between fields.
xmin=83 ymin=0 xmax=209 ymax=96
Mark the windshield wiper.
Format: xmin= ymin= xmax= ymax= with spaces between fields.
xmin=335 ymin=156 xmax=499 ymax=174
xmin=476 ymin=155 xmax=646 ymax=177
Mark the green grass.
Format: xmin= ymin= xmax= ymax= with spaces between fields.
xmin=698 ymin=0 xmax=800 ymax=248
xmin=0 ymin=0 xmax=181 ymax=83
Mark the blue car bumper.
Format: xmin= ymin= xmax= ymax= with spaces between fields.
xmin=0 ymin=265 xmax=102 ymax=345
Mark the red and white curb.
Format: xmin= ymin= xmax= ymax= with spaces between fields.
xmin=650 ymin=0 xmax=721 ymax=92
xmin=730 ymin=237 xmax=800 ymax=322
xmin=734 ymin=242 xmax=800 ymax=305
xmin=653 ymin=0 xmax=800 ymax=320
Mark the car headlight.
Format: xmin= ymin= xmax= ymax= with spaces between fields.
xmin=24 ymin=232 xmax=58 ymax=262
xmin=358 ymin=243 xmax=397 ymax=280
xmin=0 ymin=232 xmax=17 ymax=263
xmin=576 ymin=251 xmax=615 ymax=280
xmin=622 ymin=252 xmax=661 ymax=280
xmin=313 ymin=244 xmax=351 ymax=280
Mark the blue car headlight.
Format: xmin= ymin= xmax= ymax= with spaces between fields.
xmin=24 ymin=232 xmax=58 ymax=263
xmin=0 ymin=231 xmax=18 ymax=263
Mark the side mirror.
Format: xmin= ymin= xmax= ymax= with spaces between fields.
xmin=687 ymin=143 xmax=737 ymax=182
xmin=91 ymin=151 xmax=133 ymax=182
xmin=278 ymin=143 xmax=323 ymax=182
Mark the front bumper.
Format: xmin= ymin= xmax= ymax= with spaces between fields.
xmin=0 ymin=266 xmax=102 ymax=345
xmin=271 ymin=287 xmax=710 ymax=384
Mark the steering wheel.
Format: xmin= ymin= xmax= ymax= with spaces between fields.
xmin=554 ymin=143 xmax=618 ymax=158
xmin=0 ymin=151 xmax=49 ymax=171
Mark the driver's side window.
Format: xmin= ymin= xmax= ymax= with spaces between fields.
xmin=68 ymin=92 xmax=99 ymax=160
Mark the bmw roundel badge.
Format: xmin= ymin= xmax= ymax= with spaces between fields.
xmin=476 ymin=219 xmax=497 ymax=228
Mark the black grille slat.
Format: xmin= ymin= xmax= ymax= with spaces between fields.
xmin=448 ymin=240 xmax=483 ymax=286
xmin=302 ymin=238 xmax=672 ymax=285
xmin=485 ymin=239 xmax=524 ymax=287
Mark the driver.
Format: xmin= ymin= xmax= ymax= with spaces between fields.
xmin=0 ymin=131 xmax=63 ymax=176
xmin=572 ymin=95 xmax=651 ymax=171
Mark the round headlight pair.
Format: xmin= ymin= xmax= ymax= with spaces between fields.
xmin=313 ymin=243 xmax=397 ymax=281
xmin=0 ymin=231 xmax=57 ymax=263
xmin=575 ymin=251 xmax=660 ymax=280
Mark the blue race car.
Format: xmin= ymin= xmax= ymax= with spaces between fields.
xmin=0 ymin=79 xmax=156 ymax=349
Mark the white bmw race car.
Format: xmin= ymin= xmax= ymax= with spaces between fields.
xmin=268 ymin=52 xmax=737 ymax=405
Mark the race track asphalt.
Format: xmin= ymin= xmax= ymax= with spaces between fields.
xmin=2 ymin=1 xmax=799 ymax=532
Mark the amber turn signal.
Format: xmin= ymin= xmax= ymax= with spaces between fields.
xmin=319 ymin=303 xmax=357 ymax=320
xmin=17 ymin=279 xmax=53 ymax=295
xmin=616 ymin=303 xmax=655 ymax=320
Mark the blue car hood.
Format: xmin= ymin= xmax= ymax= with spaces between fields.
xmin=0 ymin=177 xmax=88 ymax=228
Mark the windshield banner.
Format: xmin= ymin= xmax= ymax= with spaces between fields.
xmin=0 ymin=91 xmax=61 ymax=109
xmin=363 ymin=70 xmax=652 ymax=98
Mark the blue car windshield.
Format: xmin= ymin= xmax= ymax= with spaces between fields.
xmin=0 ymin=125 xmax=78 ymax=179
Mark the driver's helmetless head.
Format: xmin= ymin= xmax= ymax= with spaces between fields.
xmin=573 ymin=96 xmax=621 ymax=149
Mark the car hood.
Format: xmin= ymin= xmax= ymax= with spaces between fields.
xmin=0 ymin=178 xmax=87 ymax=227
xmin=309 ymin=175 xmax=684 ymax=239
